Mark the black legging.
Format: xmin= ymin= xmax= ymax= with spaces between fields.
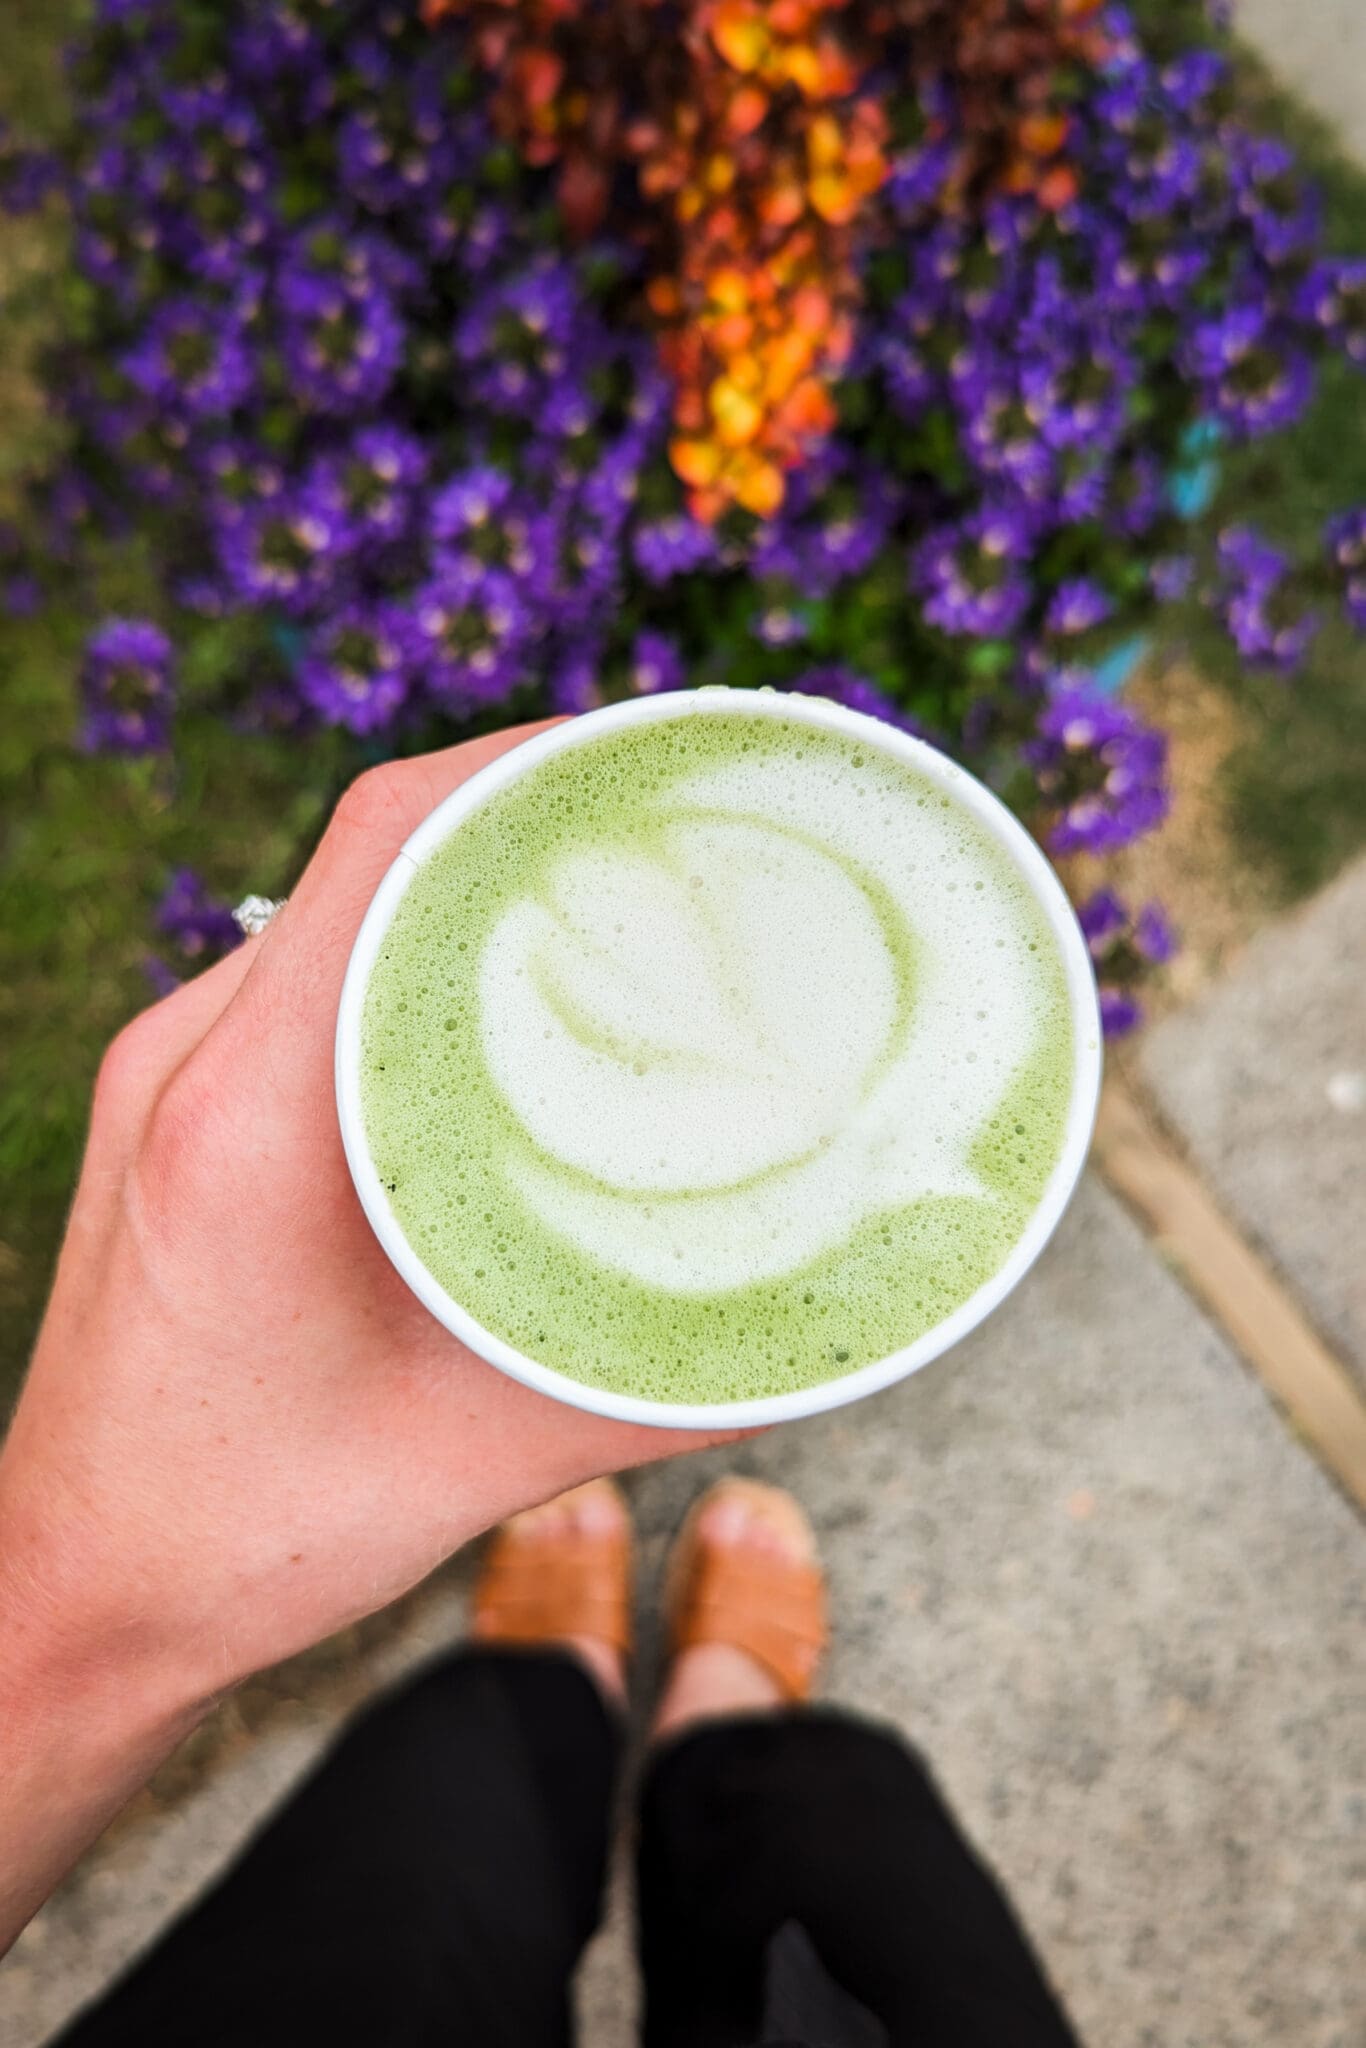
xmin=52 ymin=1649 xmax=1080 ymax=2048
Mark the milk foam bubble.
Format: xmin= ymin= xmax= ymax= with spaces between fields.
xmin=483 ymin=756 xmax=1036 ymax=1291
xmin=359 ymin=704 xmax=1074 ymax=1405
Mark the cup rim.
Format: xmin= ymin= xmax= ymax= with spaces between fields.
xmin=335 ymin=687 xmax=1102 ymax=1430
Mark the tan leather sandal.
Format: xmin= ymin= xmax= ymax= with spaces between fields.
xmin=665 ymin=1477 xmax=828 ymax=1701
xmin=472 ymin=1478 xmax=634 ymax=1658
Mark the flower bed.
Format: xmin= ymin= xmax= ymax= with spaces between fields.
xmin=1 ymin=0 xmax=1363 ymax=1028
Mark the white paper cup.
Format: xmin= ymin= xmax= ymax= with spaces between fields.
xmin=336 ymin=688 xmax=1101 ymax=1430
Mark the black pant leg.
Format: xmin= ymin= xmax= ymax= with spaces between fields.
xmin=636 ymin=1709 xmax=1080 ymax=2048
xmin=54 ymin=1648 xmax=622 ymax=2048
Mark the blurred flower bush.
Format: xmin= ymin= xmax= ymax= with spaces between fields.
xmin=2 ymin=0 xmax=1364 ymax=1026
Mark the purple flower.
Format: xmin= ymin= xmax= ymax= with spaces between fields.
xmin=1090 ymin=60 xmax=1207 ymax=219
xmin=885 ymin=137 xmax=955 ymax=220
xmin=811 ymin=495 xmax=896 ymax=585
xmin=913 ymin=506 xmax=1033 ymax=640
xmin=35 ymin=0 xmax=1351 ymax=885
xmin=4 ymin=571 xmax=40 ymax=618
xmin=1098 ymin=988 xmax=1143 ymax=1037
xmin=1105 ymin=452 xmax=1164 ymax=540
xmin=1215 ymin=526 xmax=1320 ymax=673
xmin=632 ymin=512 xmax=718 ymax=585
xmin=1325 ymin=509 xmax=1366 ymax=630
xmin=876 ymin=329 xmax=939 ymax=425
xmin=228 ymin=5 xmax=321 ymax=85
xmin=285 ymin=217 xmax=421 ymax=303
xmin=629 ymin=630 xmax=685 ymax=696
xmin=173 ymin=573 xmax=228 ymax=618
xmin=1075 ymin=888 xmax=1176 ymax=1036
xmin=1297 ymin=259 xmax=1366 ymax=370
xmin=411 ymin=560 xmax=531 ymax=712
xmin=155 ymin=867 xmax=243 ymax=962
xmin=787 ymin=666 xmax=937 ymax=742
xmin=753 ymin=606 xmax=809 ymax=648
xmin=553 ymin=494 xmax=630 ymax=632
xmin=304 ymin=426 xmax=428 ymax=553
xmin=0 ymin=129 xmax=60 ymax=216
xmin=277 ymin=267 xmax=405 ymax=414
xmin=1135 ymin=903 xmax=1177 ymax=965
xmin=213 ymin=486 xmax=347 ymax=618
xmin=430 ymin=465 xmax=514 ymax=546
xmin=1101 ymin=216 xmax=1210 ymax=317
xmin=1183 ymin=304 xmax=1313 ymax=439
xmin=1020 ymin=338 xmax=1135 ymax=456
xmin=454 ymin=261 xmax=578 ymax=421
xmin=428 ymin=466 xmax=557 ymax=585
xmin=1078 ymin=888 xmax=1128 ymax=949
xmin=1045 ymin=580 xmax=1113 ymax=637
xmin=1029 ymin=689 xmax=1170 ymax=855
xmin=1052 ymin=447 xmax=1112 ymax=528
xmin=297 ymin=603 xmax=414 ymax=735
xmin=1160 ymin=49 xmax=1229 ymax=115
xmin=954 ymin=346 xmax=1056 ymax=502
xmin=1230 ymin=138 xmax=1320 ymax=267
xmin=1217 ymin=524 xmax=1285 ymax=591
xmin=549 ymin=642 xmax=602 ymax=716
xmin=752 ymin=460 xmax=898 ymax=597
xmin=423 ymin=193 xmax=513 ymax=274
xmin=79 ymin=618 xmax=175 ymax=754
xmin=579 ymin=430 xmax=646 ymax=526
xmin=1151 ymin=554 xmax=1195 ymax=603
xmin=335 ymin=46 xmax=463 ymax=215
xmin=146 ymin=95 xmax=278 ymax=286
xmin=120 ymin=297 xmax=253 ymax=419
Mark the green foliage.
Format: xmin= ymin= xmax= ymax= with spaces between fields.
xmin=1159 ymin=46 xmax=1366 ymax=902
xmin=2 ymin=5 xmax=1366 ymax=1417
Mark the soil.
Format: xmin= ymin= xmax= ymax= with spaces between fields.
xmin=1065 ymin=656 xmax=1275 ymax=1027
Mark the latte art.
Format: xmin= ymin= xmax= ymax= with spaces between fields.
xmin=480 ymin=758 xmax=1036 ymax=1292
xmin=358 ymin=704 xmax=1076 ymax=1407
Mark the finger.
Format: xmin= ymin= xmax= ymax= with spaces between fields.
xmin=281 ymin=720 xmax=562 ymax=952
xmin=234 ymin=722 xmax=561 ymax=1058
xmin=143 ymin=936 xmax=263 ymax=1062
xmin=195 ymin=721 xmax=562 ymax=1126
xmin=90 ymin=938 xmax=264 ymax=1172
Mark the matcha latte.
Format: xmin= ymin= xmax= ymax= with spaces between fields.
xmin=341 ymin=693 xmax=1095 ymax=1417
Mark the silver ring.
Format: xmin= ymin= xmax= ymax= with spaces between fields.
xmin=233 ymin=894 xmax=287 ymax=938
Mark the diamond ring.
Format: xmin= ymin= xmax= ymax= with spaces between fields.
xmin=233 ymin=894 xmax=287 ymax=938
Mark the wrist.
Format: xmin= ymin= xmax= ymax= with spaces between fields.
xmin=0 ymin=1493 xmax=215 ymax=1955
xmin=0 ymin=1470 xmax=217 ymax=1741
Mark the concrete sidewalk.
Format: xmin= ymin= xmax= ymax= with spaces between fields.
xmin=7 ymin=854 xmax=1366 ymax=2046
xmin=1233 ymin=0 xmax=1366 ymax=164
xmin=7 ymin=1170 xmax=1362 ymax=2048
xmin=1142 ymin=858 xmax=1366 ymax=1396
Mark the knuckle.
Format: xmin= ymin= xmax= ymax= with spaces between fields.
xmin=133 ymin=1059 xmax=222 ymax=1239
xmin=332 ymin=762 xmax=411 ymax=844
xmin=91 ymin=1009 xmax=167 ymax=1126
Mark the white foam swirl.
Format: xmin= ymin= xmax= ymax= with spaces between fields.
xmin=478 ymin=751 xmax=1041 ymax=1291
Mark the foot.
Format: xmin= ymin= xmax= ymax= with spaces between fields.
xmin=472 ymin=1478 xmax=631 ymax=1708
xmin=652 ymin=1480 xmax=826 ymax=1746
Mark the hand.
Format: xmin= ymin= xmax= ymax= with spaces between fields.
xmin=0 ymin=726 xmax=740 ymax=1946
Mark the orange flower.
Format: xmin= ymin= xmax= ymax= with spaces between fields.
xmin=710 ymin=1 xmax=769 ymax=73
xmin=728 ymin=451 xmax=785 ymax=516
xmin=670 ymin=436 xmax=722 ymax=487
xmin=726 ymin=82 xmax=769 ymax=136
xmin=436 ymin=0 xmax=892 ymax=517
xmin=1018 ymin=110 xmax=1069 ymax=159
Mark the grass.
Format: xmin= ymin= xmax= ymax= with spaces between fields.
xmin=1179 ymin=53 xmax=1366 ymax=900
xmin=2 ymin=10 xmax=1365 ymax=1416
xmin=0 ymin=4 xmax=352 ymax=1408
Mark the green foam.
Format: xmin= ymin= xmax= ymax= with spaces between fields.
xmin=359 ymin=709 xmax=1076 ymax=1404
